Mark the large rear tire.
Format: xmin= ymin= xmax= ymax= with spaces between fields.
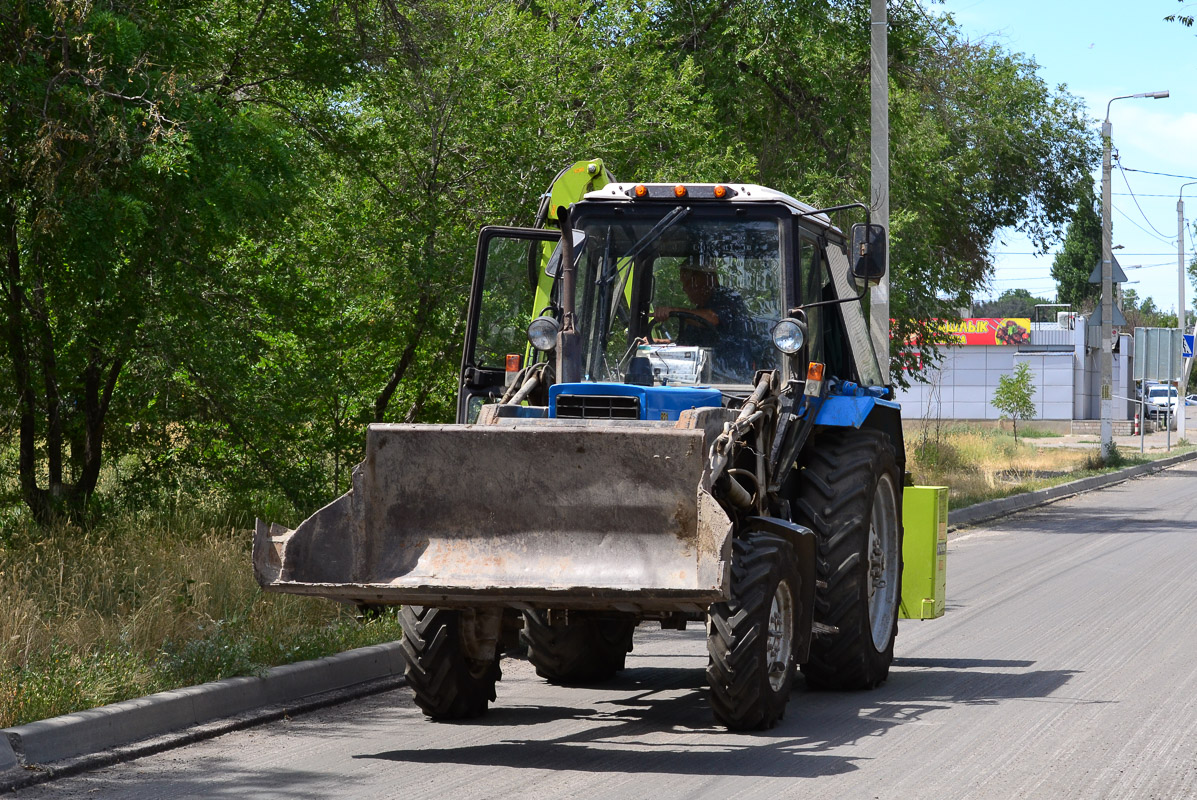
xmin=399 ymin=606 xmax=501 ymax=720
xmin=791 ymin=428 xmax=902 ymax=690
xmin=521 ymin=610 xmax=636 ymax=685
xmin=706 ymin=532 xmax=800 ymax=731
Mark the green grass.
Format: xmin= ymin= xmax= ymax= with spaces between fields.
xmin=1008 ymin=427 xmax=1064 ymax=439
xmin=0 ymin=512 xmax=402 ymax=727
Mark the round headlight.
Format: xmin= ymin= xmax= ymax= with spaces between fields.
xmin=527 ymin=315 xmax=560 ymax=352
xmin=771 ymin=318 xmax=807 ymax=354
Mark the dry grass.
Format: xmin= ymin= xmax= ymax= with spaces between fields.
xmin=903 ymin=422 xmax=1162 ymax=509
xmin=0 ymin=511 xmax=400 ymax=727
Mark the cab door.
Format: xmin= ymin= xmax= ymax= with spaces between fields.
xmin=458 ymin=226 xmax=562 ymax=423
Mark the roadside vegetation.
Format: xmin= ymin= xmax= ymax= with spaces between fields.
xmin=0 ymin=498 xmax=401 ymax=728
xmin=905 ymin=422 xmax=1191 ymax=509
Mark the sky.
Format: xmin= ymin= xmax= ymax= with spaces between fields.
xmin=927 ymin=0 xmax=1197 ymax=317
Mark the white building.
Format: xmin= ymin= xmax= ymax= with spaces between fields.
xmin=894 ymin=316 xmax=1135 ymax=426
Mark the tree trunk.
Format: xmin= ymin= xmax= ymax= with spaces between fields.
xmin=2 ymin=200 xmax=122 ymax=525
xmin=76 ymin=353 xmax=122 ymax=500
xmin=2 ymin=200 xmax=46 ymax=521
xmin=374 ymin=293 xmax=435 ymax=422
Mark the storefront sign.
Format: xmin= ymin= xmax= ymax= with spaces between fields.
xmin=928 ymin=318 xmax=1031 ymax=346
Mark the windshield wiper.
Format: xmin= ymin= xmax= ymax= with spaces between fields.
xmin=586 ymin=208 xmax=689 ymax=381
xmin=623 ymin=205 xmax=691 ymax=263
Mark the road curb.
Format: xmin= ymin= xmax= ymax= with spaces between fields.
xmin=0 ymin=735 xmax=17 ymax=781
xmin=949 ymin=449 xmax=1197 ymax=530
xmin=1 ymin=641 xmax=405 ymax=789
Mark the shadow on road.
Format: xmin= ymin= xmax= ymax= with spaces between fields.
xmin=1002 ymin=502 xmax=1197 ymax=535
xmin=353 ymin=654 xmax=1080 ymax=779
xmin=893 ymin=657 xmax=1035 ymax=669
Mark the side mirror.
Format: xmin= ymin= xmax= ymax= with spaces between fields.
xmin=851 ymin=223 xmax=887 ymax=284
xmin=544 ymin=229 xmax=586 ymax=278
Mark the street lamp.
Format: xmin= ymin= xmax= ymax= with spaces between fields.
xmin=1179 ymin=179 xmax=1197 ymax=441
xmin=1101 ymin=90 xmax=1169 ymax=461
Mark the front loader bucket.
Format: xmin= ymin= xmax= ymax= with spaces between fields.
xmin=254 ymin=413 xmax=734 ymax=612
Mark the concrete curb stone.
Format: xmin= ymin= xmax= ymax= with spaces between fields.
xmin=0 ymin=734 xmax=17 ymax=779
xmin=1 ymin=640 xmax=405 ymax=780
xmin=949 ymin=449 xmax=1197 ymax=530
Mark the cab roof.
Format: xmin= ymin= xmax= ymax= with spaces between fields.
xmin=582 ymin=183 xmax=839 ymax=232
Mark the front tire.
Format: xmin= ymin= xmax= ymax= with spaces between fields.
xmin=706 ymin=532 xmax=800 ymax=731
xmin=792 ymin=428 xmax=902 ymax=690
xmin=399 ymin=606 xmax=501 ymax=720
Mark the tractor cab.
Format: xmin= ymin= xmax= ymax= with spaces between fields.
xmin=459 ymin=182 xmax=885 ymax=423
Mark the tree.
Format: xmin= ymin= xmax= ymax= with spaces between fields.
xmin=644 ymin=1 xmax=1098 ymax=384
xmin=993 ymin=362 xmax=1037 ymax=442
xmin=128 ymin=0 xmax=753 ymax=512
xmin=0 ymin=0 xmax=372 ymax=522
xmin=1186 ymin=220 xmax=1197 ymax=301
xmin=1119 ymin=289 xmax=1178 ymax=330
xmin=1051 ymin=183 xmax=1102 ymax=310
xmin=974 ymin=289 xmax=1052 ymax=319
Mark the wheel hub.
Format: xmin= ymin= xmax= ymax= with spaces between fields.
xmin=866 ymin=473 xmax=900 ymax=651
xmin=766 ymin=581 xmax=795 ymax=692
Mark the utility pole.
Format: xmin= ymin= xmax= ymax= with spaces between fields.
xmin=1101 ymin=91 xmax=1169 ymax=460
xmin=870 ymin=0 xmax=890 ymax=384
xmin=1179 ymin=180 xmax=1197 ymax=442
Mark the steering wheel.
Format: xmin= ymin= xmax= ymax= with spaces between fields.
xmin=650 ymin=310 xmax=717 ymax=343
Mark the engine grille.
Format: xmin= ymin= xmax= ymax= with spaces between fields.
xmin=556 ymin=394 xmax=641 ymax=420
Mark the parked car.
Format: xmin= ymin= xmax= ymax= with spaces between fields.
xmin=1187 ymin=394 xmax=1197 ymax=406
xmin=1144 ymin=385 xmax=1180 ymax=418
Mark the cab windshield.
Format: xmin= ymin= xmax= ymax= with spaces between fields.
xmin=570 ymin=208 xmax=784 ymax=387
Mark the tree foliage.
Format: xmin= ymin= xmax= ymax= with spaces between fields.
xmin=974 ymin=289 xmax=1053 ymax=319
xmin=1 ymin=0 xmax=1101 ymax=523
xmin=1119 ymin=289 xmax=1178 ymax=330
xmin=645 ymin=2 xmax=1098 ymax=382
xmin=1165 ymin=0 xmax=1195 ymax=27
xmin=1051 ymin=182 xmax=1102 ymax=311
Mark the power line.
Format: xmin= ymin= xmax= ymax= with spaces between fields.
xmin=903 ymin=0 xmax=957 ymax=55
xmin=1116 ymin=161 xmax=1174 ymax=240
xmin=1120 ymin=166 xmax=1197 ymax=181
xmin=1113 ymin=203 xmax=1175 ymax=245
xmin=993 ymin=252 xmax=1179 ymax=256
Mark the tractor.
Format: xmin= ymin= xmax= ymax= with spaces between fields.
xmin=255 ymin=160 xmax=934 ymax=730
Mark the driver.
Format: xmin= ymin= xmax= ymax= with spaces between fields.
xmin=651 ymin=259 xmax=746 ymax=349
xmin=650 ymin=259 xmax=769 ymax=380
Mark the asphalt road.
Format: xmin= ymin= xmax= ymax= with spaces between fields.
xmin=18 ymin=463 xmax=1197 ymax=799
